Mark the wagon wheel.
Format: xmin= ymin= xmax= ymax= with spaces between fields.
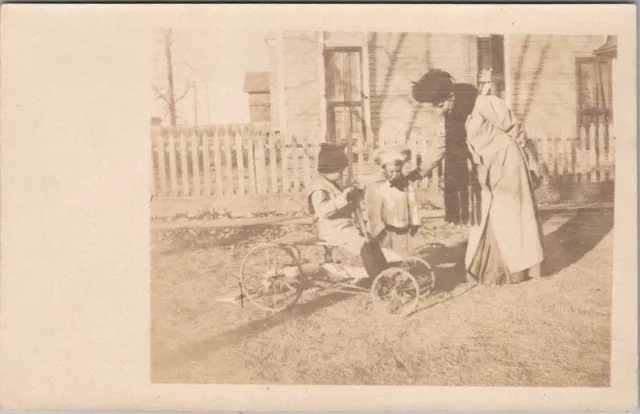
xmin=370 ymin=267 xmax=420 ymax=317
xmin=275 ymin=231 xmax=316 ymax=260
xmin=240 ymin=244 xmax=304 ymax=312
xmin=400 ymin=256 xmax=436 ymax=297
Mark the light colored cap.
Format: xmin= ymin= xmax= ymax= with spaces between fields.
xmin=390 ymin=143 xmax=412 ymax=159
xmin=373 ymin=146 xmax=405 ymax=166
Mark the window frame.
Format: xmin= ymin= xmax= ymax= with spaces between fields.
xmin=323 ymin=46 xmax=368 ymax=146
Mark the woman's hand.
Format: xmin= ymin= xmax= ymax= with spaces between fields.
xmin=342 ymin=185 xmax=357 ymax=197
xmin=405 ymin=168 xmax=424 ymax=183
xmin=529 ymin=171 xmax=542 ymax=190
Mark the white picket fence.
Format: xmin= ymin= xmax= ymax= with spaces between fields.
xmin=150 ymin=121 xmax=615 ymax=199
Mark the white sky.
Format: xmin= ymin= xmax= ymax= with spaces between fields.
xmin=152 ymin=26 xmax=270 ymax=125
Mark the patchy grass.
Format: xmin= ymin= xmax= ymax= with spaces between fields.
xmin=150 ymin=209 xmax=613 ymax=386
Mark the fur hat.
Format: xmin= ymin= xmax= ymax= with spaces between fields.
xmin=317 ymin=143 xmax=349 ymax=173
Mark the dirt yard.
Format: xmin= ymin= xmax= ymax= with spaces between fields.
xmin=150 ymin=207 xmax=613 ymax=386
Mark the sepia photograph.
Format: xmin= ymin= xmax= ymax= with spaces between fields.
xmin=150 ymin=26 xmax=619 ymax=386
xmin=0 ymin=4 xmax=636 ymax=412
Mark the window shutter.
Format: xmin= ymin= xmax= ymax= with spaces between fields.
xmin=462 ymin=35 xmax=478 ymax=85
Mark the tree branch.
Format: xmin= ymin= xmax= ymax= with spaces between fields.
xmin=174 ymin=83 xmax=191 ymax=103
xmin=152 ymin=83 xmax=171 ymax=105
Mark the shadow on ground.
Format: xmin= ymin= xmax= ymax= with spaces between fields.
xmin=153 ymin=208 xmax=614 ymax=375
xmin=414 ymin=208 xmax=614 ymax=293
xmin=541 ymin=207 xmax=614 ymax=277
xmin=152 ymin=291 xmax=356 ymax=375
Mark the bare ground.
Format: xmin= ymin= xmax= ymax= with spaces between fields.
xmin=150 ymin=208 xmax=613 ymax=386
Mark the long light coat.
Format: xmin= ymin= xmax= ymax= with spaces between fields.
xmin=417 ymin=95 xmax=544 ymax=274
xmin=464 ymin=95 xmax=544 ymax=273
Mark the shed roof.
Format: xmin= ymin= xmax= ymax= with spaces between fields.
xmin=243 ymin=72 xmax=270 ymax=94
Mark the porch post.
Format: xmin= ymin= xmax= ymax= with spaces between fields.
xmin=318 ymin=31 xmax=327 ymax=143
xmin=503 ymin=35 xmax=513 ymax=108
xmin=593 ymin=35 xmax=618 ymax=168
xmin=276 ymin=31 xmax=288 ymax=142
xmin=361 ymin=32 xmax=373 ymax=147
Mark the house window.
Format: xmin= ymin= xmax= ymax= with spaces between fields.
xmin=576 ymin=57 xmax=613 ymax=150
xmin=477 ymin=35 xmax=505 ymax=98
xmin=324 ymin=47 xmax=366 ymax=145
xmin=577 ymin=57 xmax=612 ymax=118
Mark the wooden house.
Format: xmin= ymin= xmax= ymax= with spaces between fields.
xmin=263 ymin=31 xmax=617 ymax=152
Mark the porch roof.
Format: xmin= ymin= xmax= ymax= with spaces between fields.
xmin=594 ymin=36 xmax=617 ymax=58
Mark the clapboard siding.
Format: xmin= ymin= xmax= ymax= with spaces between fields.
xmin=507 ymin=34 xmax=604 ymax=139
xmin=270 ymin=31 xmax=608 ymax=151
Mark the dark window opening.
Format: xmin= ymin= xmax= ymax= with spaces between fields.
xmin=324 ymin=47 xmax=366 ymax=147
xmin=477 ymin=35 xmax=505 ymax=99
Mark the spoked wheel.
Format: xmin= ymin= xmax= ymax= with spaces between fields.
xmin=240 ymin=244 xmax=304 ymax=312
xmin=273 ymin=231 xmax=316 ymax=260
xmin=370 ymin=267 xmax=420 ymax=317
xmin=398 ymin=256 xmax=436 ymax=297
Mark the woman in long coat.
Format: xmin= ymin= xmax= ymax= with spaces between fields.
xmin=408 ymin=69 xmax=543 ymax=285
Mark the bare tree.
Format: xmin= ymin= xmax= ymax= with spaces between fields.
xmin=153 ymin=29 xmax=193 ymax=126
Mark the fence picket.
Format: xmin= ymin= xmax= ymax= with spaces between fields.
xmin=255 ymin=134 xmax=266 ymax=194
xmin=598 ymin=118 xmax=607 ymax=181
xmin=179 ymin=130 xmax=190 ymax=196
xmin=556 ymin=138 xmax=567 ymax=182
xmin=291 ymin=137 xmax=300 ymax=193
xmin=432 ymin=157 xmax=440 ymax=191
xmin=223 ymin=128 xmax=234 ymax=195
xmin=167 ymin=130 xmax=178 ymax=196
xmin=301 ymin=135 xmax=311 ymax=190
xmin=235 ymin=128 xmax=245 ymax=195
xmin=202 ymin=129 xmax=211 ymax=197
xmin=151 ymin=138 xmax=156 ymax=196
xmin=570 ymin=138 xmax=577 ymax=181
xmin=589 ymin=122 xmax=597 ymax=182
xmin=562 ymin=138 xmax=570 ymax=181
xmin=358 ymin=143 xmax=366 ymax=182
xmin=281 ymin=141 xmax=290 ymax=193
xmin=191 ymin=131 xmax=202 ymax=196
xmin=246 ymin=131 xmax=257 ymax=194
xmin=202 ymin=129 xmax=212 ymax=196
xmin=310 ymin=143 xmax=318 ymax=183
xmin=540 ymin=136 xmax=549 ymax=185
xmin=419 ymin=133 xmax=428 ymax=190
xmin=268 ymin=132 xmax=278 ymax=194
xmin=608 ymin=122 xmax=615 ymax=179
xmin=582 ymin=124 xmax=590 ymax=181
xmin=213 ymin=128 xmax=224 ymax=196
xmin=552 ymin=137 xmax=559 ymax=179
xmin=156 ymin=132 xmax=168 ymax=197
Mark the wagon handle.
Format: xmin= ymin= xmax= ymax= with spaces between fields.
xmin=353 ymin=205 xmax=369 ymax=241
xmin=344 ymin=133 xmax=370 ymax=241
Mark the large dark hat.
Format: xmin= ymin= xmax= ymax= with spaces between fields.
xmin=317 ymin=143 xmax=349 ymax=173
xmin=411 ymin=69 xmax=455 ymax=105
